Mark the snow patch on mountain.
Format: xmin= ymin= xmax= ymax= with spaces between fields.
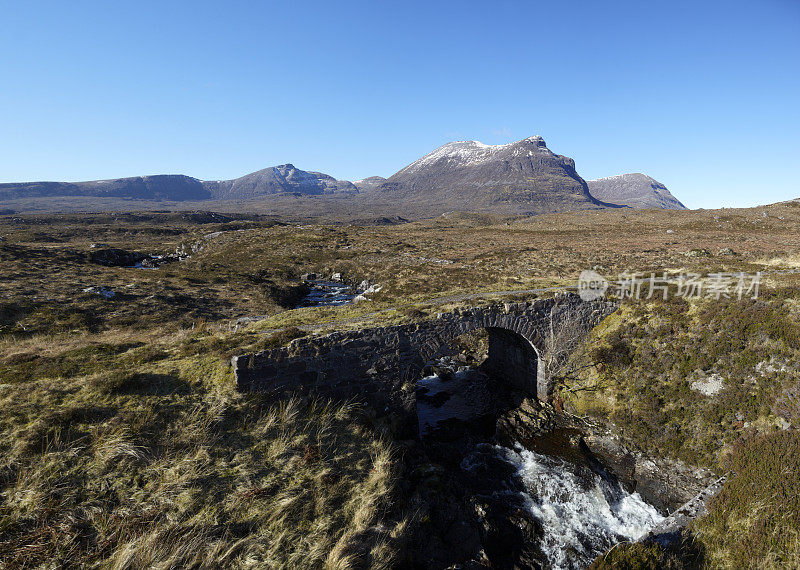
xmin=397 ymin=136 xmax=551 ymax=176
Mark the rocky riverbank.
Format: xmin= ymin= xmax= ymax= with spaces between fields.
xmin=397 ymin=384 xmax=715 ymax=569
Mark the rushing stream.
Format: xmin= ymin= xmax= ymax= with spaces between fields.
xmin=418 ymin=358 xmax=665 ymax=569
xmin=495 ymin=445 xmax=663 ymax=569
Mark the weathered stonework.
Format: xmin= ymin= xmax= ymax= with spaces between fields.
xmin=233 ymin=293 xmax=615 ymax=434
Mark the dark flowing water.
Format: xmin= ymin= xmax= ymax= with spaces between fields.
xmin=416 ymin=364 xmax=494 ymax=436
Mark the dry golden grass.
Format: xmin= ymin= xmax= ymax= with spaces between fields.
xmin=0 ymin=349 xmax=404 ymax=569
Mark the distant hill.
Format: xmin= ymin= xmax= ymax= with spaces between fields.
xmin=0 ymin=164 xmax=357 ymax=202
xmin=375 ymin=136 xmax=608 ymax=214
xmin=353 ymin=176 xmax=386 ymax=193
xmin=587 ymin=173 xmax=686 ymax=210
xmin=0 ymin=175 xmax=210 ymax=201
xmin=204 ymin=164 xmax=357 ymax=199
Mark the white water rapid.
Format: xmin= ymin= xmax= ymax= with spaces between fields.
xmin=497 ymin=444 xmax=664 ymax=569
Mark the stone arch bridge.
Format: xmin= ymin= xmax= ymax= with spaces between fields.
xmin=234 ymin=293 xmax=615 ymax=433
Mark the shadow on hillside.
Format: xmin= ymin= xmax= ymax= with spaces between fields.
xmin=101 ymin=372 xmax=191 ymax=396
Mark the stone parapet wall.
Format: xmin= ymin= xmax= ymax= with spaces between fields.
xmin=232 ymin=293 xmax=616 ymax=434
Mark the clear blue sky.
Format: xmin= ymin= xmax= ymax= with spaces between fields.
xmin=1 ymin=0 xmax=798 ymax=208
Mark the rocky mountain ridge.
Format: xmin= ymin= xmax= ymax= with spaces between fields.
xmin=203 ymin=163 xmax=357 ymax=199
xmin=0 ymin=164 xmax=357 ymax=202
xmin=0 ymin=175 xmax=210 ymax=202
xmin=374 ymin=136 xmax=610 ymax=214
xmin=0 ymin=136 xmax=686 ymax=214
xmin=587 ymin=173 xmax=686 ymax=210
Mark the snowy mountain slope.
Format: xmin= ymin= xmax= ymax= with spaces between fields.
xmin=375 ymin=136 xmax=607 ymax=214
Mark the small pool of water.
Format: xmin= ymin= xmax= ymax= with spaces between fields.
xmin=298 ymin=280 xmax=358 ymax=307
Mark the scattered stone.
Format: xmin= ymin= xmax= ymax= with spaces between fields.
xmin=82 ymin=286 xmax=116 ymax=299
xmin=137 ymin=257 xmax=156 ymax=269
xmin=175 ymin=241 xmax=203 ymax=258
xmin=690 ymin=371 xmax=725 ymax=396
xmin=353 ymin=281 xmax=383 ymax=303
xmin=495 ymin=398 xmax=552 ymax=443
xmin=298 ymin=280 xmax=356 ymax=307
xmin=684 ymin=248 xmax=711 ymax=257
xmin=717 ymin=247 xmax=738 ymax=256
xmin=331 ymin=272 xmax=342 ymax=281
xmin=666 ymin=229 xmax=675 ymax=234
xmin=301 ymin=273 xmax=317 ymax=281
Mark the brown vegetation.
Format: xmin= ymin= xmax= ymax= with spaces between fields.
xmin=2 ymin=202 xmax=800 ymax=567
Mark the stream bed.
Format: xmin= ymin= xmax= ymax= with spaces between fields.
xmin=297 ymin=280 xmax=358 ymax=307
xmin=417 ymin=359 xmax=665 ymax=569
xmin=491 ymin=444 xmax=663 ymax=568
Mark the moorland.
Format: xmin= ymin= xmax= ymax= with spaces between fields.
xmin=1 ymin=203 xmax=799 ymax=568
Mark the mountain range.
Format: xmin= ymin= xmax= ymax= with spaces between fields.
xmin=0 ymin=164 xmax=357 ymax=202
xmin=0 ymin=136 xmax=686 ymax=215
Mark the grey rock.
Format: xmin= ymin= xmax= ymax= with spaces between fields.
xmin=645 ymin=475 xmax=727 ymax=538
xmin=82 ymin=286 xmax=116 ymax=299
xmin=685 ymin=248 xmax=712 ymax=257
xmin=582 ymin=432 xmax=716 ymax=512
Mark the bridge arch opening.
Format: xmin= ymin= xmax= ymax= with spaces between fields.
xmin=414 ymin=324 xmax=544 ymax=439
xmin=484 ymin=326 xmax=542 ymax=395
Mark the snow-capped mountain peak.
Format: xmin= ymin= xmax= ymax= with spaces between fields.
xmin=397 ymin=136 xmax=552 ymax=176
